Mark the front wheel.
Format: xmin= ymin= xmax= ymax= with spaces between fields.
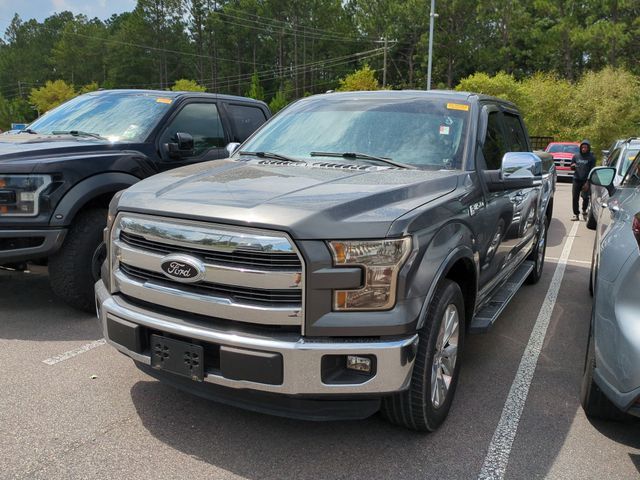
xmin=381 ymin=279 xmax=465 ymax=431
xmin=49 ymin=208 xmax=107 ymax=312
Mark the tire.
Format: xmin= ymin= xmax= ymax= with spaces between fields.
xmin=525 ymin=215 xmax=548 ymax=285
xmin=586 ymin=204 xmax=597 ymax=230
xmin=48 ymin=208 xmax=107 ymax=312
xmin=580 ymin=321 xmax=627 ymax=421
xmin=381 ymin=279 xmax=465 ymax=432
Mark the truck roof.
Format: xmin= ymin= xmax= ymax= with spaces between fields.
xmin=316 ymin=89 xmax=518 ymax=109
xmin=84 ymin=89 xmax=269 ymax=107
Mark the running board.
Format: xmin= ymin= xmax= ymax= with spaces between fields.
xmin=470 ymin=261 xmax=535 ymax=334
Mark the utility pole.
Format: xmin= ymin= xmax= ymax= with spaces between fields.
xmin=427 ymin=0 xmax=437 ymax=90
xmin=383 ymin=36 xmax=388 ymax=87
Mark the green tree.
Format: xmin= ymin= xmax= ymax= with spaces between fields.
xmin=29 ymin=80 xmax=76 ymax=114
xmin=337 ymin=64 xmax=380 ymax=91
xmin=246 ymin=72 xmax=264 ymax=100
xmin=171 ymin=78 xmax=206 ymax=91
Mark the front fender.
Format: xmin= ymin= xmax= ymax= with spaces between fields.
xmin=50 ymin=172 xmax=141 ymax=226
xmin=406 ymin=221 xmax=478 ymax=330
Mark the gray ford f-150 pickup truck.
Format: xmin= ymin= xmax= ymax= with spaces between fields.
xmin=96 ymin=90 xmax=555 ymax=431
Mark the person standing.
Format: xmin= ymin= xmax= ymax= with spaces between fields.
xmin=571 ymin=139 xmax=596 ymax=221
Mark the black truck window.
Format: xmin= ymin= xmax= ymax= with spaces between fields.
xmin=482 ymin=111 xmax=507 ymax=170
xmin=227 ymin=104 xmax=267 ymax=141
xmin=161 ymin=103 xmax=225 ymax=155
xmin=503 ymin=112 xmax=528 ymax=152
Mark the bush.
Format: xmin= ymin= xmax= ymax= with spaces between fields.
xmin=337 ymin=65 xmax=380 ymax=91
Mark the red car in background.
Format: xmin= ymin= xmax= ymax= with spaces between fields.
xmin=545 ymin=141 xmax=580 ymax=180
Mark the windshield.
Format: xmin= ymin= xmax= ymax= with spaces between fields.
xmin=238 ymin=96 xmax=470 ymax=169
xmin=28 ymin=92 xmax=174 ymax=142
xmin=547 ymin=144 xmax=579 ymax=154
xmin=620 ymin=148 xmax=640 ymax=177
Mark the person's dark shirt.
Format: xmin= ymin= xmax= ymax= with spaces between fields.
xmin=571 ymin=150 xmax=596 ymax=182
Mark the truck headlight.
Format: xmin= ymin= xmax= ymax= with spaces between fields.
xmin=328 ymin=238 xmax=411 ymax=311
xmin=0 ymin=174 xmax=52 ymax=216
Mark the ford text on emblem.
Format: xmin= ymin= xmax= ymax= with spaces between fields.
xmin=160 ymin=254 xmax=206 ymax=283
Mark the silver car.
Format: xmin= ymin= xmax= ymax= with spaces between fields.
xmin=581 ymin=158 xmax=640 ymax=419
xmin=587 ymin=138 xmax=640 ymax=229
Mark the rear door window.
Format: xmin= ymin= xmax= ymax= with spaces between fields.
xmin=227 ymin=104 xmax=267 ymax=142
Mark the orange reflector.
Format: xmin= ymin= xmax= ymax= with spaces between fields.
xmin=156 ymin=97 xmax=172 ymax=104
xmin=332 ymin=242 xmax=346 ymax=264
xmin=336 ymin=291 xmax=348 ymax=309
xmin=0 ymin=206 xmax=7 ymax=214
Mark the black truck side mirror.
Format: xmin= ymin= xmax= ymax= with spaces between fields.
xmin=166 ymin=132 xmax=194 ymax=159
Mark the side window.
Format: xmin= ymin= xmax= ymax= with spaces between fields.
xmin=503 ymin=112 xmax=528 ymax=152
xmin=227 ymin=104 xmax=267 ymax=142
xmin=482 ymin=111 xmax=508 ymax=170
xmin=160 ymin=103 xmax=225 ymax=156
xmin=622 ymin=155 xmax=640 ymax=188
xmin=608 ymin=148 xmax=621 ymax=168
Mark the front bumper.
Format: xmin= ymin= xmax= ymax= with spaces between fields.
xmin=0 ymin=228 xmax=66 ymax=264
xmin=96 ymin=280 xmax=418 ymax=397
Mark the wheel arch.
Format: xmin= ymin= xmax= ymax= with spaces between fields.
xmin=50 ymin=172 xmax=140 ymax=227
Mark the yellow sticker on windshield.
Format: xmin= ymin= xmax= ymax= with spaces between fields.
xmin=447 ymin=103 xmax=470 ymax=111
xmin=156 ymin=97 xmax=172 ymax=104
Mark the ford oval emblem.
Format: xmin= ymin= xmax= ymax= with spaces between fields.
xmin=160 ymin=254 xmax=206 ymax=283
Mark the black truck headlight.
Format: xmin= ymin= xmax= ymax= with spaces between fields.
xmin=328 ymin=238 xmax=411 ymax=311
xmin=0 ymin=174 xmax=52 ymax=216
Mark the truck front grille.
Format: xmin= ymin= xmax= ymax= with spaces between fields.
xmin=110 ymin=213 xmax=304 ymax=329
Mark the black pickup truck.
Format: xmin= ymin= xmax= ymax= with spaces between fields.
xmin=0 ymin=89 xmax=270 ymax=310
xmin=96 ymin=90 xmax=555 ymax=431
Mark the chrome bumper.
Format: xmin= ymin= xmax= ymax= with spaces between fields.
xmin=96 ymin=280 xmax=418 ymax=396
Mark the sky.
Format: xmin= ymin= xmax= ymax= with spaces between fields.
xmin=0 ymin=0 xmax=136 ymax=38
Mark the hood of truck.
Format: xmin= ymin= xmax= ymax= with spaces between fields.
xmin=118 ymin=159 xmax=460 ymax=239
xmin=0 ymin=134 xmax=118 ymax=168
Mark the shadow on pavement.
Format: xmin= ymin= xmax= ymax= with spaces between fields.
xmin=0 ymin=268 xmax=101 ymax=341
xmin=547 ymin=218 xmax=567 ymax=247
xmin=130 ymin=380 xmax=436 ymax=480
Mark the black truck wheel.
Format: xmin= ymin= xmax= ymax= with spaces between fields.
xmin=580 ymin=323 xmax=627 ymax=421
xmin=49 ymin=208 xmax=107 ymax=312
xmin=525 ymin=216 xmax=548 ymax=285
xmin=381 ymin=279 xmax=465 ymax=432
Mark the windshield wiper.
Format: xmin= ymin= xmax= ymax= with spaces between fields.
xmin=239 ymin=151 xmax=306 ymax=163
xmin=19 ymin=128 xmax=38 ymax=134
xmin=309 ymin=151 xmax=413 ymax=169
xmin=51 ymin=130 xmax=106 ymax=140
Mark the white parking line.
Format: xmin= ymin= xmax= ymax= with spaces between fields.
xmin=546 ymin=256 xmax=591 ymax=265
xmin=478 ymin=221 xmax=580 ymax=480
xmin=42 ymin=338 xmax=107 ymax=366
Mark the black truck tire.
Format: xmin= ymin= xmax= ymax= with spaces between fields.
xmin=49 ymin=208 xmax=107 ymax=312
xmin=381 ymin=279 xmax=465 ymax=432
xmin=525 ymin=216 xmax=548 ymax=285
xmin=580 ymin=323 xmax=627 ymax=421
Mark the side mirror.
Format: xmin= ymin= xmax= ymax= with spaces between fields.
xmin=166 ymin=132 xmax=194 ymax=158
xmin=225 ymin=142 xmax=241 ymax=157
xmin=589 ymin=167 xmax=616 ymax=195
xmin=485 ymin=152 xmax=540 ymax=192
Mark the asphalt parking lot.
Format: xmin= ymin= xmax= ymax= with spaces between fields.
xmin=1 ymin=183 xmax=639 ymax=480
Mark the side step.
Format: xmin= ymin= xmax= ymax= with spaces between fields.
xmin=469 ymin=260 xmax=535 ymax=334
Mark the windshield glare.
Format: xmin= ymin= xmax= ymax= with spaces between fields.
xmin=621 ymin=148 xmax=640 ymax=176
xmin=239 ymin=97 xmax=470 ymax=169
xmin=28 ymin=92 xmax=173 ymax=142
